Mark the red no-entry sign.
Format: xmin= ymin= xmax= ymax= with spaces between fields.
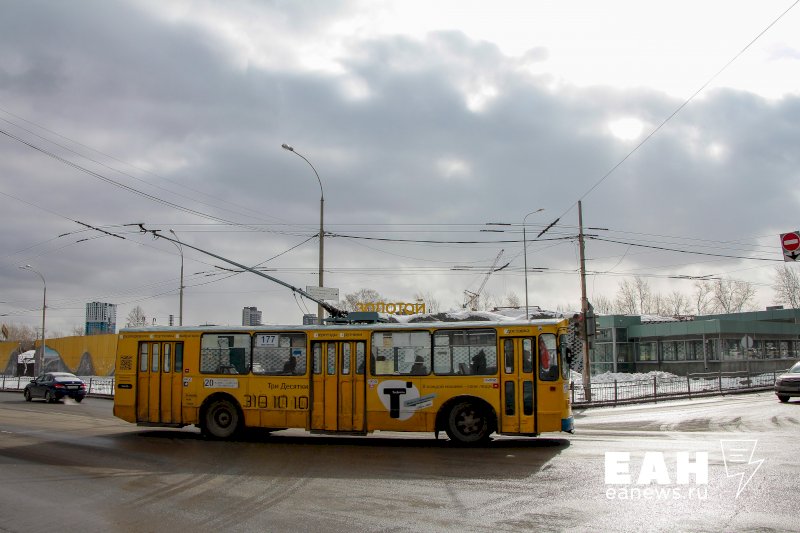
xmin=781 ymin=231 xmax=800 ymax=261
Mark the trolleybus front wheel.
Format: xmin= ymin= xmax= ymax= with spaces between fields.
xmin=202 ymin=398 xmax=241 ymax=439
xmin=445 ymin=400 xmax=491 ymax=445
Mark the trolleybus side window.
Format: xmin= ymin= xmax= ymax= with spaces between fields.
xmin=139 ymin=343 xmax=148 ymax=372
xmin=559 ymin=334 xmax=571 ymax=380
xmin=163 ymin=343 xmax=171 ymax=373
xmin=199 ymin=333 xmax=251 ymax=375
xmin=433 ymin=329 xmax=497 ymax=375
xmin=522 ymin=338 xmax=533 ymax=373
xmin=342 ymin=343 xmax=350 ymax=375
xmin=253 ymin=333 xmax=307 ymax=375
xmin=175 ymin=343 xmax=184 ymax=373
xmin=313 ymin=344 xmax=322 ymax=374
xmin=356 ymin=343 xmax=366 ymax=375
xmin=371 ymin=331 xmax=430 ymax=375
xmin=504 ymin=339 xmax=514 ymax=373
xmin=539 ymin=333 xmax=559 ymax=381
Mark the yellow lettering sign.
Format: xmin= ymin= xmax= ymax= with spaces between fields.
xmin=355 ymin=302 xmax=426 ymax=315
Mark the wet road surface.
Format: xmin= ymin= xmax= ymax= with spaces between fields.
xmin=0 ymin=391 xmax=797 ymax=532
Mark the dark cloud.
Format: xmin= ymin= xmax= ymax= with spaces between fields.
xmin=1 ymin=1 xmax=798 ymax=331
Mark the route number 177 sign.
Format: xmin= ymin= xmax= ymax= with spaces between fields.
xmin=780 ymin=231 xmax=800 ymax=262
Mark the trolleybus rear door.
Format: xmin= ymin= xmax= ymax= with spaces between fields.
xmin=499 ymin=336 xmax=536 ymax=435
xmin=311 ymin=341 xmax=366 ymax=433
xmin=137 ymin=341 xmax=184 ymax=425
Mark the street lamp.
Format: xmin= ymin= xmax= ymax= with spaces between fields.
xmin=169 ymin=229 xmax=184 ymax=326
xmin=522 ymin=208 xmax=545 ymax=320
xmin=19 ymin=264 xmax=46 ymax=376
xmin=282 ymin=143 xmax=325 ymax=325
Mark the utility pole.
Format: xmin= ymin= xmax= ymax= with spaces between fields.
xmin=578 ymin=201 xmax=592 ymax=401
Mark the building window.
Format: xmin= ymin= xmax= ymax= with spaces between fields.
xmin=637 ymin=342 xmax=657 ymax=362
xmin=722 ymin=339 xmax=743 ymax=360
xmin=687 ymin=340 xmax=703 ymax=361
xmin=661 ymin=342 xmax=676 ymax=361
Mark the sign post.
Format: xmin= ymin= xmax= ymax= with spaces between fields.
xmin=780 ymin=231 xmax=800 ymax=262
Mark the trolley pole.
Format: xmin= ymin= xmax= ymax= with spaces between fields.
xmin=578 ymin=201 xmax=592 ymax=401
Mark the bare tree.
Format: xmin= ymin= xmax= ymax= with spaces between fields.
xmin=615 ymin=278 xmax=639 ymax=314
xmin=635 ymin=277 xmax=654 ymax=314
xmin=413 ymin=291 xmax=441 ymax=314
xmin=773 ymin=265 xmax=800 ymax=308
xmin=504 ymin=292 xmax=521 ymax=307
xmin=665 ymin=290 xmax=692 ymax=316
xmin=693 ymin=281 xmax=715 ymax=315
xmin=126 ymin=305 xmax=148 ymax=327
xmin=615 ymin=277 xmax=652 ymax=314
xmin=591 ymin=294 xmax=614 ymax=315
xmin=1 ymin=323 xmax=37 ymax=342
xmin=650 ymin=294 xmax=668 ymax=316
xmin=712 ymin=278 xmax=757 ymax=314
xmin=339 ymin=289 xmax=384 ymax=312
xmin=479 ymin=292 xmax=498 ymax=311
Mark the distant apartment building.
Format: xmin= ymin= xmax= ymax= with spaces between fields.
xmin=85 ymin=302 xmax=117 ymax=335
xmin=242 ymin=306 xmax=262 ymax=326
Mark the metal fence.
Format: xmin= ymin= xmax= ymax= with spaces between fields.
xmin=570 ymin=370 xmax=780 ymax=406
xmin=0 ymin=375 xmax=115 ymax=397
xmin=1 ymin=370 xmax=781 ymax=407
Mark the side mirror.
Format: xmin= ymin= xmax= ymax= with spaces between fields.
xmin=564 ymin=347 xmax=574 ymax=366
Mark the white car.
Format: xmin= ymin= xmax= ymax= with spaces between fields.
xmin=775 ymin=361 xmax=800 ymax=403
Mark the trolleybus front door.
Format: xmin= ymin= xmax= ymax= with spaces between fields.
xmin=311 ymin=341 xmax=366 ymax=433
xmin=137 ymin=341 xmax=184 ymax=425
xmin=498 ymin=336 xmax=536 ymax=435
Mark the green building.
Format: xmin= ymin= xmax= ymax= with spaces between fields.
xmin=591 ymin=308 xmax=800 ymax=375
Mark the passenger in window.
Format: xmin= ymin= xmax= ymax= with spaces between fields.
xmin=282 ymin=355 xmax=297 ymax=375
xmin=471 ymin=350 xmax=487 ymax=374
xmin=410 ymin=355 xmax=427 ymax=375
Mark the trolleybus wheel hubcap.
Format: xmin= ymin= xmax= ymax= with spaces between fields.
xmin=205 ymin=400 xmax=240 ymax=439
xmin=447 ymin=401 xmax=489 ymax=444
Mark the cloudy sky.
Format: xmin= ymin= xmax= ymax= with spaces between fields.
xmin=2 ymin=0 xmax=799 ymax=334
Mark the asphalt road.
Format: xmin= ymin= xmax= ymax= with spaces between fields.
xmin=0 ymin=390 xmax=797 ymax=532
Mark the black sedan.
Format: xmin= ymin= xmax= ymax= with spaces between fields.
xmin=23 ymin=372 xmax=87 ymax=403
xmin=775 ymin=361 xmax=800 ymax=403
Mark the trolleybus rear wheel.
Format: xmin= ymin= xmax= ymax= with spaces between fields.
xmin=445 ymin=400 xmax=490 ymax=445
xmin=203 ymin=399 xmax=241 ymax=439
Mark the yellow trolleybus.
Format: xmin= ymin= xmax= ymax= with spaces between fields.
xmin=113 ymin=318 xmax=574 ymax=445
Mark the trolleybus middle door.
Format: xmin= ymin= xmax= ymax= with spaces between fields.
xmin=499 ymin=336 xmax=536 ymax=435
xmin=311 ymin=341 xmax=366 ymax=433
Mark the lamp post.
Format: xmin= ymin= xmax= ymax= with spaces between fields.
xmin=169 ymin=229 xmax=184 ymax=326
xmin=522 ymin=208 xmax=545 ymax=320
xmin=282 ymin=143 xmax=325 ymax=325
xmin=19 ymin=264 xmax=46 ymax=376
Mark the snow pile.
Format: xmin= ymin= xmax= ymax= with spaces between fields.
xmin=389 ymin=307 xmax=565 ymax=323
xmin=573 ymin=370 xmax=682 ymax=383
